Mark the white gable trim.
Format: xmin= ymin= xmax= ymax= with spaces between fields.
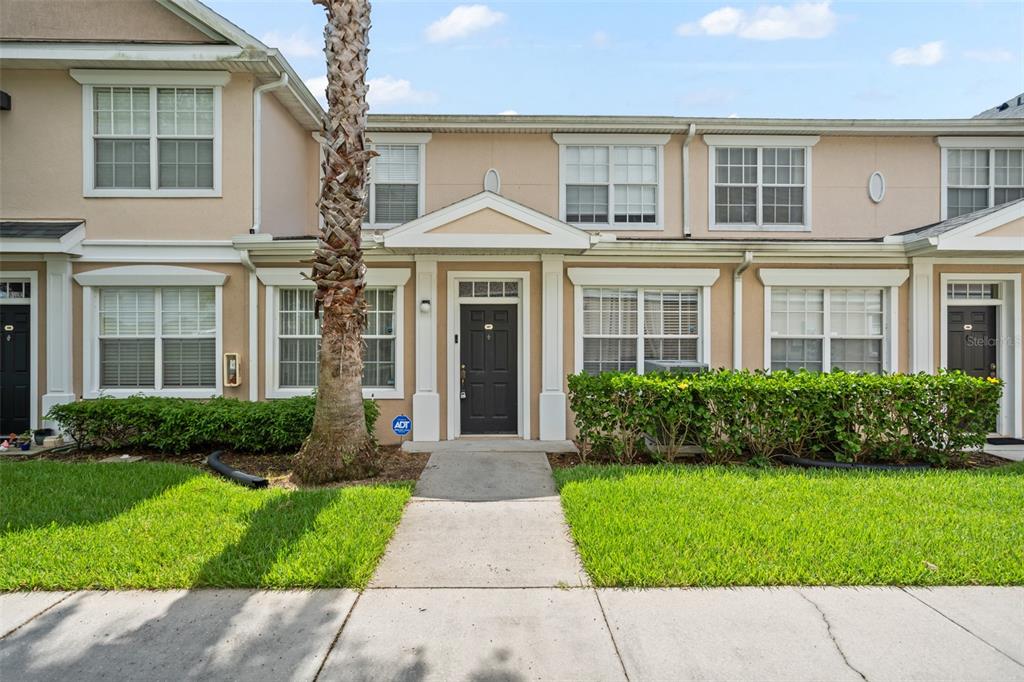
xmin=568 ymin=267 xmax=720 ymax=287
xmin=935 ymin=201 xmax=1024 ymax=252
xmin=383 ymin=191 xmax=593 ymax=251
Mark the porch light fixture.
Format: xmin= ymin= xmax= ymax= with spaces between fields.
xmin=420 ymin=299 xmax=431 ymax=313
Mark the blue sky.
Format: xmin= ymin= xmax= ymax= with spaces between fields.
xmin=206 ymin=0 xmax=1023 ymax=118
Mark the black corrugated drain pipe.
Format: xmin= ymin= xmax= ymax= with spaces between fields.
xmin=206 ymin=450 xmax=269 ymax=488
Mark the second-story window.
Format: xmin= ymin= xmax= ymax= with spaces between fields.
xmin=364 ymin=133 xmax=431 ymax=228
xmin=945 ymin=147 xmax=1024 ymax=218
xmin=705 ymin=135 xmax=818 ymax=231
xmin=73 ymin=70 xmax=226 ymax=198
xmin=555 ymin=134 xmax=668 ymax=230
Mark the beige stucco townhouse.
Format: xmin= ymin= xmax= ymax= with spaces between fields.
xmin=1 ymin=0 xmax=1022 ymax=446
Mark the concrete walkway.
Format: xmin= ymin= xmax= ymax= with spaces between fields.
xmin=3 ymin=449 xmax=1024 ymax=680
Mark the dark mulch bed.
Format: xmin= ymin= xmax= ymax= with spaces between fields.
xmin=7 ymin=444 xmax=429 ymax=489
xmin=549 ymin=446 xmax=1014 ymax=471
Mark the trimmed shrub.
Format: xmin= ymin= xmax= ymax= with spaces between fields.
xmin=47 ymin=396 xmax=380 ymax=455
xmin=568 ymin=369 xmax=1001 ymax=466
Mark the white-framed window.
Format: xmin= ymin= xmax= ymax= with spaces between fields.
xmin=943 ymin=146 xmax=1024 ymax=219
xmin=93 ymin=286 xmax=219 ymax=392
xmin=364 ymin=133 xmax=431 ymax=228
xmin=71 ymin=70 xmax=226 ymax=198
xmin=769 ymin=287 xmax=888 ymax=373
xmin=580 ymin=287 xmax=702 ymax=374
xmin=705 ymin=135 xmax=818 ymax=231
xmin=555 ymin=134 xmax=668 ymax=230
xmin=267 ymin=281 xmax=405 ymax=400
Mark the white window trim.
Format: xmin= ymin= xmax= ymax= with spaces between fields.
xmin=705 ymin=134 xmax=819 ymax=232
xmin=364 ymin=132 xmax=431 ymax=230
xmin=261 ymin=268 xmax=410 ymax=400
xmin=75 ymin=70 xmax=226 ymax=198
xmin=762 ymin=285 xmax=898 ymax=374
xmin=937 ymin=138 xmax=1024 ymax=220
xmin=569 ymin=268 xmax=719 ymax=373
xmin=555 ymin=133 xmax=669 ymax=231
xmin=0 ymin=271 xmax=40 ymax=429
xmin=939 ymin=273 xmax=1022 ymax=438
xmin=81 ymin=285 xmax=223 ymax=399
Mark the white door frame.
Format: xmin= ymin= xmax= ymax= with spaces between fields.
xmin=939 ymin=273 xmax=1022 ymax=438
xmin=446 ymin=271 xmax=531 ymax=440
xmin=0 ymin=271 xmax=40 ymax=429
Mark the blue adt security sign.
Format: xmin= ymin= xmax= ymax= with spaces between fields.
xmin=392 ymin=415 xmax=411 ymax=436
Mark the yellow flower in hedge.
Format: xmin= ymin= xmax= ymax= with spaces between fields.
xmin=986 ymin=376 xmax=1001 ymax=384
xmin=678 ymin=381 xmax=690 ymax=390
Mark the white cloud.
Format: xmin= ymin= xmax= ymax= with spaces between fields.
xmin=590 ymin=30 xmax=610 ymax=48
xmin=261 ymin=30 xmax=321 ymax=60
xmin=498 ymin=109 xmax=518 ymax=115
xmin=676 ymin=1 xmax=837 ymax=40
xmin=889 ymin=41 xmax=944 ymax=66
xmin=964 ymin=48 xmax=1013 ymax=63
xmin=368 ymin=76 xmax=438 ymax=108
xmin=426 ymin=5 xmax=506 ymax=43
xmin=303 ymin=75 xmax=437 ymax=110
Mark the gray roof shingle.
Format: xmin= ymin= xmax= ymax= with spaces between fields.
xmin=974 ymin=93 xmax=1024 ymax=119
xmin=0 ymin=221 xmax=83 ymax=239
xmin=890 ymin=198 xmax=1024 ymax=241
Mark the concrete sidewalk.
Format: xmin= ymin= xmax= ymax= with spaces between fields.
xmin=3 ymin=450 xmax=1023 ymax=680
xmin=3 ymin=587 xmax=1023 ymax=680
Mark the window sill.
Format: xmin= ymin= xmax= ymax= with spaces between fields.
xmin=84 ymin=388 xmax=221 ymax=399
xmin=85 ymin=189 xmax=222 ymax=199
xmin=268 ymin=387 xmax=405 ymax=400
xmin=565 ymin=222 xmax=665 ymax=231
xmin=710 ymin=223 xmax=811 ymax=232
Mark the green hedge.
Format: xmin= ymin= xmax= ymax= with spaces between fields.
xmin=47 ymin=396 xmax=380 ymax=455
xmin=568 ymin=370 xmax=1001 ymax=466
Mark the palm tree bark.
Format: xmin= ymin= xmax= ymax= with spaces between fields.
xmin=293 ymin=0 xmax=378 ymax=484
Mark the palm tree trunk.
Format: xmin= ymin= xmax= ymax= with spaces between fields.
xmin=293 ymin=0 xmax=378 ymax=484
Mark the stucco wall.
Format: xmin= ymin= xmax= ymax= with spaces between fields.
xmin=0 ymin=0 xmax=218 ymax=43
xmin=981 ymin=217 xmax=1024 ymax=238
xmin=260 ymin=93 xmax=320 ymax=237
xmin=0 ymin=69 xmax=254 ymax=240
xmin=688 ymin=136 xmax=942 ymax=239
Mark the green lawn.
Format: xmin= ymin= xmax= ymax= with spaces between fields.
xmin=0 ymin=461 xmax=412 ymax=590
xmin=554 ymin=463 xmax=1024 ymax=587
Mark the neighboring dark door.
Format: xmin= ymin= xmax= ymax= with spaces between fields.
xmin=1 ymin=305 xmax=32 ymax=435
xmin=947 ymin=306 xmax=997 ymax=379
xmin=460 ymin=304 xmax=517 ymax=434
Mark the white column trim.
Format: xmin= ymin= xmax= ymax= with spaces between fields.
xmin=540 ymin=255 xmax=566 ymax=440
xmin=412 ymin=257 xmax=440 ymax=441
xmin=909 ymin=258 xmax=935 ymax=373
xmin=41 ymin=256 xmax=75 ymax=424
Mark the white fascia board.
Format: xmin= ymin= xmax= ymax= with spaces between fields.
xmin=758 ymin=268 xmax=909 ymax=287
xmin=71 ymin=69 xmax=231 ymax=86
xmin=159 ymin=0 xmax=268 ymax=51
xmin=936 ymin=136 xmax=1024 ymax=149
xmin=367 ymin=132 xmax=432 ymax=144
xmin=0 ymin=43 xmax=245 ymax=63
xmin=552 ymin=133 xmax=671 ymax=145
xmin=703 ymin=134 xmax=821 ymax=147
xmin=74 ymin=265 xmax=228 ymax=287
xmin=568 ymin=267 xmax=720 ymax=287
xmin=257 ymin=267 xmax=411 ymax=287
xmin=80 ymin=240 xmax=240 ymax=263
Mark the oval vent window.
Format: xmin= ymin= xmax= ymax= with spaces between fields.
xmin=868 ymin=171 xmax=886 ymax=203
xmin=483 ymin=168 xmax=501 ymax=194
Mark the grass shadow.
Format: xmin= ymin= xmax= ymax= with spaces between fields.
xmin=0 ymin=461 xmax=202 ymax=533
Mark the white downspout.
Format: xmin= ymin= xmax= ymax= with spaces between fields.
xmin=733 ymin=250 xmax=754 ymax=369
xmin=249 ymin=72 xmax=289 ymax=234
xmin=682 ymin=123 xmax=696 ymax=238
xmin=240 ymin=248 xmax=259 ymax=401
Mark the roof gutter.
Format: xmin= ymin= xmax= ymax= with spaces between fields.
xmin=249 ymin=71 xmax=289 ymax=234
xmin=682 ymin=123 xmax=696 ymax=237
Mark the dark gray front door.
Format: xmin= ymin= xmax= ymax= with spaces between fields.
xmin=947 ymin=306 xmax=997 ymax=379
xmin=1 ymin=305 xmax=32 ymax=435
xmin=460 ymin=304 xmax=517 ymax=434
